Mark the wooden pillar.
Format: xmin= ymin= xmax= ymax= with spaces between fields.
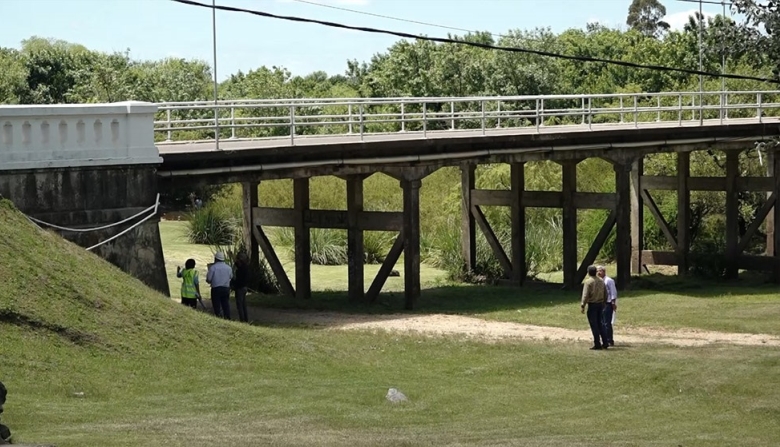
xmin=615 ymin=161 xmax=631 ymax=290
xmin=294 ymin=178 xmax=311 ymax=299
xmin=630 ymin=157 xmax=644 ymax=274
xmin=242 ymin=182 xmax=260 ymax=279
xmin=773 ymin=151 xmax=780 ymax=282
xmin=561 ymin=161 xmax=578 ymax=288
xmin=402 ymin=179 xmax=422 ymax=310
xmin=347 ymin=176 xmax=364 ymax=302
xmin=767 ymin=151 xmax=775 ymax=257
xmin=510 ymin=162 xmax=526 ymax=284
xmin=677 ymin=152 xmax=691 ymax=275
xmin=461 ymin=164 xmax=476 ymax=273
xmin=725 ymin=150 xmax=740 ymax=279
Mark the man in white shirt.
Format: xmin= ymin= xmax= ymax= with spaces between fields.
xmin=206 ymin=252 xmax=233 ymax=320
xmin=596 ymin=265 xmax=617 ymax=347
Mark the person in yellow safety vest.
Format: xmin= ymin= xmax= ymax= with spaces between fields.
xmin=176 ymin=258 xmax=201 ymax=309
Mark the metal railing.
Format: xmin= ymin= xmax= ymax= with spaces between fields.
xmin=153 ymin=91 xmax=780 ymax=145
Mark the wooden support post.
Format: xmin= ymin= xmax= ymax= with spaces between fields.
xmin=630 ymin=157 xmax=644 ymax=274
xmin=252 ymin=225 xmax=295 ymax=298
xmin=461 ymin=164 xmax=476 ymax=273
xmin=773 ymin=151 xmax=780 ymax=282
xmin=366 ymin=231 xmax=405 ymax=303
xmin=294 ymin=178 xmax=311 ymax=299
xmin=242 ymin=182 xmax=260 ymax=288
xmin=510 ymin=162 xmax=526 ymax=284
xmin=615 ymin=161 xmax=631 ymax=290
xmin=725 ymin=150 xmax=740 ymax=279
xmin=402 ymin=179 xmax=422 ymax=310
xmin=677 ymin=152 xmax=691 ymax=275
xmin=561 ymin=160 xmax=578 ymax=288
xmin=347 ymin=176 xmax=364 ymax=302
xmin=767 ymin=151 xmax=775 ymax=257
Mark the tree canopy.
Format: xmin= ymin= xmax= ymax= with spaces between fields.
xmin=1 ymin=6 xmax=777 ymax=107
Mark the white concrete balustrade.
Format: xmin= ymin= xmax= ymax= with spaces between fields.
xmin=0 ymin=101 xmax=162 ymax=171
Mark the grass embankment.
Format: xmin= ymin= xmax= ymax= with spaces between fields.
xmin=2 ymin=200 xmax=780 ymax=446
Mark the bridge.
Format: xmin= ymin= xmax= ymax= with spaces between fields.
xmin=3 ymin=90 xmax=780 ymax=308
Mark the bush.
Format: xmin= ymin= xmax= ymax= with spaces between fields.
xmin=187 ymin=202 xmax=239 ymax=245
xmin=364 ymin=231 xmax=395 ymax=264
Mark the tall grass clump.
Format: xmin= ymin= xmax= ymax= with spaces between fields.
xmin=186 ymin=201 xmax=240 ymax=245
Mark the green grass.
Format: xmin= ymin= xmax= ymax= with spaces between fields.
xmin=2 ymin=202 xmax=780 ymax=446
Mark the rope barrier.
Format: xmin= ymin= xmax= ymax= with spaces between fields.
xmin=26 ymin=200 xmax=158 ymax=233
xmin=86 ymin=194 xmax=161 ymax=251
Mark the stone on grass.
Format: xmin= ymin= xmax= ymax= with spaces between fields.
xmin=386 ymin=387 xmax=408 ymax=403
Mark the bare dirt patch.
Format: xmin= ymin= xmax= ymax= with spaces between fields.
xmin=251 ymin=309 xmax=780 ymax=348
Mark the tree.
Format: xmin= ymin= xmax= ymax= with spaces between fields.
xmin=731 ymin=0 xmax=780 ymax=77
xmin=0 ymin=48 xmax=27 ymax=104
xmin=627 ymin=0 xmax=671 ymax=38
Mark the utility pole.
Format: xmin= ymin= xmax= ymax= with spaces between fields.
xmin=721 ymin=0 xmax=726 ymax=93
xmin=699 ymin=0 xmax=704 ymax=124
xmin=212 ymin=0 xmax=221 ymax=150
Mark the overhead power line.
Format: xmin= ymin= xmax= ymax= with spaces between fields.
xmin=170 ymin=0 xmax=780 ymax=85
xmin=290 ymin=0 xmax=514 ymax=41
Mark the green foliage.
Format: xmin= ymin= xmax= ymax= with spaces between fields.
xmin=187 ymin=201 xmax=239 ymax=246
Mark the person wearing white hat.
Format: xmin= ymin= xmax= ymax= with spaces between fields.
xmin=206 ymin=251 xmax=233 ymax=319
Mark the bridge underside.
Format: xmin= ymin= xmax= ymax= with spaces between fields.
xmin=159 ymin=122 xmax=780 ymax=308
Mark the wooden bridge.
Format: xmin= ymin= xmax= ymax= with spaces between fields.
xmin=153 ymin=91 xmax=780 ymax=308
xmin=3 ymin=91 xmax=780 ymax=307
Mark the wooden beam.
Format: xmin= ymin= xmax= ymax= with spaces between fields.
xmin=253 ymin=207 xmax=402 ymax=231
xmin=642 ymin=175 xmax=774 ymax=192
xmin=471 ymin=189 xmax=513 ymax=206
xmin=641 ymin=189 xmax=677 ymax=250
xmin=615 ymin=162 xmax=631 ymax=290
xmin=252 ymin=225 xmax=295 ymax=297
xmin=347 ymin=175 xmax=364 ymax=302
xmin=725 ymin=150 xmax=740 ymax=279
xmin=403 ymin=179 xmax=422 ymax=310
xmin=677 ymin=152 xmax=691 ymax=275
xmin=470 ymin=189 xmax=614 ymax=209
xmin=737 ymin=177 xmax=774 ymax=191
xmin=562 ymin=160 xmax=578 ymax=288
xmin=366 ymin=231 xmax=405 ymax=303
xmin=738 ymin=192 xmax=776 ymax=255
xmin=294 ymin=178 xmax=311 ymax=299
xmin=511 ymin=162 xmax=526 ymax=284
xmin=575 ymin=209 xmax=617 ymax=284
xmin=641 ymin=250 xmax=678 ymax=266
xmin=242 ymin=182 xmax=261 ymax=289
xmin=471 ymin=204 xmax=512 ymax=278
xmin=630 ymin=157 xmax=644 ymax=274
xmin=461 ymin=165 xmax=476 ymax=273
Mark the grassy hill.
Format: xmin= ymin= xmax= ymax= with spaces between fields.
xmin=2 ymin=199 xmax=780 ymax=447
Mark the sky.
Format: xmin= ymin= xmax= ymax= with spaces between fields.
xmin=1 ymin=0 xmax=731 ymax=80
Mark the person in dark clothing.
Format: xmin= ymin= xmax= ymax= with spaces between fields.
xmin=0 ymin=381 xmax=12 ymax=444
xmin=580 ymin=265 xmax=609 ymax=350
xmin=233 ymin=252 xmax=251 ymax=323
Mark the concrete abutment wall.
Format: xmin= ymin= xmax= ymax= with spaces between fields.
xmin=0 ymin=101 xmax=168 ymax=295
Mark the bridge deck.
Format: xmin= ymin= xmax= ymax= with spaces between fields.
xmin=156 ymin=117 xmax=776 ymax=155
xmin=157 ymin=117 xmax=780 ymax=184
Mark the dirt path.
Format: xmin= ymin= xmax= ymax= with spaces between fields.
xmin=249 ymin=309 xmax=780 ymax=348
